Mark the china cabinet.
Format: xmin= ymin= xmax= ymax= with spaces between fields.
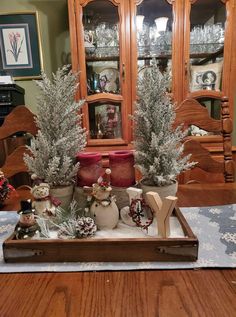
xmin=68 ymin=0 xmax=236 ymax=157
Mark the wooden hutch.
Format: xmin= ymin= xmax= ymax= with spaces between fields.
xmin=68 ymin=0 xmax=236 ymax=165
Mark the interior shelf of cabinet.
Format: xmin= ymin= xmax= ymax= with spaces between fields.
xmin=86 ymin=54 xmax=172 ymax=61
xmin=85 ymin=46 xmax=223 ymax=63
xmin=138 ymin=50 xmax=223 ymax=61
xmin=86 ymin=55 xmax=119 ymax=62
xmin=138 ymin=54 xmax=171 ymax=60
xmin=193 ymin=47 xmax=223 ymax=65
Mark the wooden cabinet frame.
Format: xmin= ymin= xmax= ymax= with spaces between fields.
xmin=68 ymin=0 xmax=236 ymax=153
xmin=68 ymin=0 xmax=132 ymax=151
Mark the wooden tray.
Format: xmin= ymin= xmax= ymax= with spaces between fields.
xmin=3 ymin=208 xmax=198 ymax=263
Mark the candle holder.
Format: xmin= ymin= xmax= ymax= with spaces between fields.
xmin=109 ymin=150 xmax=135 ymax=187
xmin=76 ymin=152 xmax=103 ymax=187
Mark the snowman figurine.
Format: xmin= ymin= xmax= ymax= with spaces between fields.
xmin=14 ymin=200 xmax=41 ymax=240
xmin=90 ymin=169 xmax=119 ymax=230
xmin=31 ymin=182 xmax=60 ymax=219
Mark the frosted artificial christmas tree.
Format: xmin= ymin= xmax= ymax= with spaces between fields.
xmin=24 ymin=65 xmax=87 ymax=187
xmin=132 ymin=61 xmax=195 ymax=188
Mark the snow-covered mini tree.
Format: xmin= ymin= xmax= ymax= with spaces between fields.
xmin=132 ymin=61 xmax=195 ymax=187
xmin=24 ymin=65 xmax=87 ymax=186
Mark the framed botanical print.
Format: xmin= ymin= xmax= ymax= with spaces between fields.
xmin=0 ymin=12 xmax=43 ymax=80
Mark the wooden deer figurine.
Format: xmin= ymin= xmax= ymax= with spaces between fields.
xmin=145 ymin=192 xmax=178 ymax=238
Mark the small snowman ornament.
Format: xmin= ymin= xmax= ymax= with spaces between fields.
xmin=31 ymin=182 xmax=60 ymax=219
xmin=14 ymin=200 xmax=41 ymax=240
xmin=90 ymin=169 xmax=119 ymax=230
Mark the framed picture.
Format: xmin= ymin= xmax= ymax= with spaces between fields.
xmin=0 ymin=12 xmax=43 ymax=80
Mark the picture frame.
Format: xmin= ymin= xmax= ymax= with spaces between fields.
xmin=0 ymin=11 xmax=43 ymax=80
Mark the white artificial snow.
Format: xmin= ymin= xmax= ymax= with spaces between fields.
xmin=30 ymin=217 xmax=185 ymax=240
xmin=92 ymin=217 xmax=185 ymax=239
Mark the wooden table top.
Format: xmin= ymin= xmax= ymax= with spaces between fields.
xmin=0 ymin=183 xmax=236 ymax=317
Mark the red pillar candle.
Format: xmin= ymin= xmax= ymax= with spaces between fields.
xmin=76 ymin=152 xmax=102 ymax=187
xmin=109 ymin=150 xmax=135 ymax=187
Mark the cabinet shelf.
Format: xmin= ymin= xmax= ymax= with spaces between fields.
xmin=85 ymin=46 xmax=119 ymax=62
xmin=138 ymin=46 xmax=223 ymax=61
xmin=86 ymin=55 xmax=119 ymax=62
xmin=86 ymin=46 xmax=223 ymax=63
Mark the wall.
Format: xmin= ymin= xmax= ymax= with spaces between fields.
xmin=1 ymin=0 xmax=70 ymax=113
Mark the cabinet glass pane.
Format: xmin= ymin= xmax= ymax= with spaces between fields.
xmin=189 ymin=0 xmax=225 ymax=92
xmin=89 ymin=102 xmax=122 ymax=139
xmin=82 ymin=0 xmax=120 ymax=95
xmin=136 ymin=0 xmax=172 ymax=77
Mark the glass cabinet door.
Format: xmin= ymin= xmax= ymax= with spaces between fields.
xmin=83 ymin=1 xmax=120 ymax=96
xmin=186 ymin=0 xmax=226 ymax=95
xmin=130 ymin=0 xmax=175 ymax=110
xmin=78 ymin=0 xmax=129 ymax=145
xmin=135 ymin=0 xmax=173 ymax=84
xmin=89 ymin=102 xmax=122 ymax=139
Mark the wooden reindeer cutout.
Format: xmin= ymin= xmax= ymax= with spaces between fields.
xmin=145 ymin=192 xmax=178 ymax=238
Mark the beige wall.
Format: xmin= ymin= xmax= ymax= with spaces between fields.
xmin=1 ymin=0 xmax=70 ymax=113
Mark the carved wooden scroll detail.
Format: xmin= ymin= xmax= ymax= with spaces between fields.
xmin=81 ymin=0 xmax=121 ymax=6
xmin=175 ymin=99 xmax=221 ymax=132
xmin=0 ymin=105 xmax=38 ymax=139
xmin=175 ymin=96 xmax=234 ymax=183
xmin=188 ymin=0 xmax=227 ymax=4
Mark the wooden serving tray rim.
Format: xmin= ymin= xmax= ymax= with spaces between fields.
xmin=3 ymin=208 xmax=198 ymax=263
xmin=4 ymin=207 xmax=198 ymax=244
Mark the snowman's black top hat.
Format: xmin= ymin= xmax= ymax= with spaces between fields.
xmin=17 ymin=200 xmax=33 ymax=215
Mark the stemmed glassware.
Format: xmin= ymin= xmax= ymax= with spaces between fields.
xmin=136 ymin=15 xmax=224 ymax=57
xmin=190 ymin=23 xmax=224 ymax=54
xmin=85 ymin=22 xmax=119 ymax=57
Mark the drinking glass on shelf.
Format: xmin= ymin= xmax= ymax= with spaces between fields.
xmin=190 ymin=23 xmax=225 ymax=54
xmin=137 ymin=22 xmax=150 ymax=53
